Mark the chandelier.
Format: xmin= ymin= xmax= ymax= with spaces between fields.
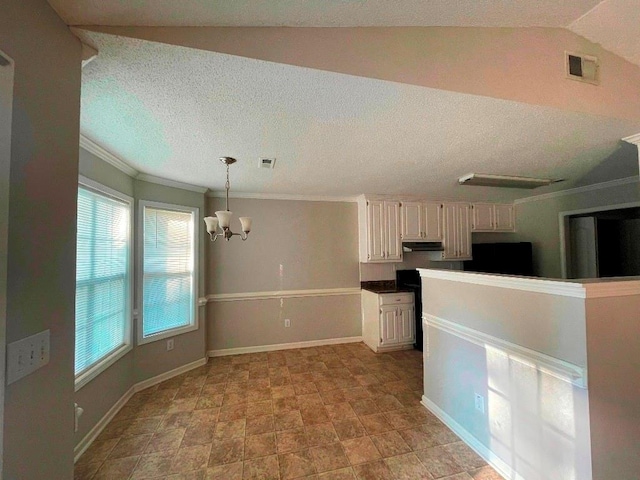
xmin=203 ymin=157 xmax=252 ymax=241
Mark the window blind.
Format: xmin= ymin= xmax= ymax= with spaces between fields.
xmin=142 ymin=206 xmax=195 ymax=338
xmin=75 ymin=186 xmax=131 ymax=376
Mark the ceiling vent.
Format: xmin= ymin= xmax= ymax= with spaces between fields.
xmin=566 ymin=52 xmax=599 ymax=85
xmin=258 ymin=157 xmax=276 ymax=169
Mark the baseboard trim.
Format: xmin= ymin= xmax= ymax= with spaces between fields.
xmin=74 ymin=357 xmax=208 ymax=463
xmin=421 ymin=396 xmax=523 ymax=480
xmin=208 ymin=336 xmax=363 ymax=357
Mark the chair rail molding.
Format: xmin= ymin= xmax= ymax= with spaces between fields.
xmin=206 ymin=287 xmax=361 ymax=302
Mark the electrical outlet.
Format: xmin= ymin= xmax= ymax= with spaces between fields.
xmin=7 ymin=330 xmax=50 ymax=384
xmin=474 ymin=393 xmax=485 ymax=414
xmin=167 ymin=338 xmax=174 ymax=351
xmin=284 ymin=319 xmax=291 ymax=328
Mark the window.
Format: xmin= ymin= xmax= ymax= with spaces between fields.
xmin=75 ymin=177 xmax=132 ymax=389
xmin=139 ymin=201 xmax=198 ymax=343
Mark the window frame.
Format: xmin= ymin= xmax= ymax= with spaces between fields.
xmin=137 ymin=200 xmax=199 ymax=345
xmin=75 ymin=176 xmax=134 ymax=392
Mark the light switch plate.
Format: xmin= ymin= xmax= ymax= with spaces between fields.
xmin=7 ymin=329 xmax=50 ymax=384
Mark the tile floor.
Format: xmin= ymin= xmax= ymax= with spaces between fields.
xmin=75 ymin=342 xmax=504 ymax=480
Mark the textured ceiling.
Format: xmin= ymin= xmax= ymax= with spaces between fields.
xmin=79 ymin=32 xmax=640 ymax=202
xmin=50 ymin=0 xmax=602 ymax=27
xmin=569 ymin=0 xmax=640 ymax=67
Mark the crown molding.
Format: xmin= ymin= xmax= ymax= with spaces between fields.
xmin=79 ymin=134 xmax=138 ymax=177
xmin=136 ymin=173 xmax=208 ymax=194
xmin=514 ymin=175 xmax=639 ymax=205
xmin=622 ymin=133 xmax=640 ymax=145
xmin=206 ymin=191 xmax=358 ymax=203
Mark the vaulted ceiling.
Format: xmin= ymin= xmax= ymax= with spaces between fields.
xmin=49 ymin=1 xmax=640 ymax=200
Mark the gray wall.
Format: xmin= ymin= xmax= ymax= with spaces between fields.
xmin=422 ymin=276 xmax=592 ymax=480
xmin=206 ymin=197 xmax=361 ymax=352
xmin=1 ymin=1 xmax=82 ymax=478
xmin=586 ymin=294 xmax=640 ymax=480
xmin=74 ymin=149 xmax=207 ymax=445
xmin=514 ymin=181 xmax=640 ymax=278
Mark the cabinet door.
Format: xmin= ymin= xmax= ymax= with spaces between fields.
xmin=367 ymin=200 xmax=386 ymax=261
xmin=398 ymin=305 xmax=415 ymax=344
xmin=401 ymin=202 xmax=423 ymax=241
xmin=457 ymin=204 xmax=473 ymax=260
xmin=385 ymin=201 xmax=402 ymax=261
xmin=441 ymin=203 xmax=458 ymax=259
xmin=423 ymin=202 xmax=443 ymax=241
xmin=494 ymin=204 xmax=515 ymax=231
xmin=471 ymin=203 xmax=494 ymax=232
xmin=380 ymin=306 xmax=398 ymax=345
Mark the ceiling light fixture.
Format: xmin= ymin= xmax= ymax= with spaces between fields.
xmin=458 ymin=173 xmax=562 ymax=189
xmin=203 ymin=157 xmax=252 ymax=241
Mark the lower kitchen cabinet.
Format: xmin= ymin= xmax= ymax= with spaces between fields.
xmin=361 ymin=290 xmax=415 ymax=353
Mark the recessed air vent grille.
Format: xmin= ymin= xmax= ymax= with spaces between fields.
xmin=258 ymin=157 xmax=276 ymax=169
xmin=566 ymin=52 xmax=599 ymax=85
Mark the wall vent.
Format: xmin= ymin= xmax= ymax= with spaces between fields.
xmin=258 ymin=157 xmax=276 ymax=169
xmin=566 ymin=52 xmax=599 ymax=85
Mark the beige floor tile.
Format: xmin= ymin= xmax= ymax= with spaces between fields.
xmin=170 ymin=444 xmax=212 ymax=474
xmin=385 ymin=452 xmax=434 ymax=479
xmin=219 ymin=403 xmax=248 ymax=421
xmin=399 ymin=427 xmax=439 ymax=451
xmin=332 ymin=418 xmax=366 ymax=441
xmin=182 ymin=424 xmax=215 ymax=447
xmin=242 ymin=454 xmax=280 ymax=480
xmin=443 ymin=442 xmax=487 ymax=470
xmin=275 ymin=411 xmax=305 ymax=431
xmin=146 ymin=429 xmax=187 ymax=453
xmin=440 ymin=473 xmax=473 ymax=480
xmin=93 ymin=456 xmax=140 ymax=480
xmin=204 ymin=461 xmax=243 ymax=480
xmin=300 ymin=406 xmax=331 ymax=426
xmin=349 ymin=399 xmax=380 ymax=417
xmin=190 ymin=408 xmax=219 ymax=427
xmin=208 ymin=438 xmax=244 ymax=467
xmin=305 ymin=422 xmax=339 ymax=447
xmin=293 ymin=382 xmax=318 ymax=395
xmin=74 ymin=461 xmax=101 ymax=480
xmin=325 ymin=403 xmax=357 ymax=421
xmin=272 ymin=385 xmax=297 ymax=399
xmin=244 ymin=432 xmax=277 ymax=459
xmin=359 ymin=413 xmax=394 ymax=436
xmin=246 ymin=415 xmax=275 ymax=436
xmin=108 ymin=434 xmax=152 ymax=459
xmin=276 ymin=429 xmax=308 ymax=454
xmin=131 ymin=451 xmax=176 ymax=479
xmin=309 ymin=442 xmax=350 ymax=473
xmin=341 ymin=437 xmax=382 ymax=465
xmin=468 ymin=465 xmax=504 ymax=479
xmin=247 ymin=400 xmax=274 ymax=418
xmin=369 ymin=431 xmax=412 ymax=458
xmin=195 ymin=394 xmax=223 ymax=410
xmin=382 ymin=409 xmax=415 ymax=430
xmin=76 ymin=438 xmax=119 ymax=466
xmin=159 ymin=412 xmax=194 ymax=431
xmin=278 ymin=449 xmax=317 ymax=479
xmin=317 ymin=467 xmax=356 ymax=479
xmin=273 ymin=396 xmax=300 ymax=413
xmin=163 ymin=471 xmax=205 ymax=480
xmin=214 ymin=419 xmax=246 ymax=439
xmin=351 ymin=460 xmax=395 ymax=480
xmin=415 ymin=445 xmax=466 ymax=478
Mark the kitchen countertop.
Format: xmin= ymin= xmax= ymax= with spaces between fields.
xmin=360 ymin=280 xmax=414 ymax=294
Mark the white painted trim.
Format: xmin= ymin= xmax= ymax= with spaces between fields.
xmin=136 ymin=173 xmax=208 ymax=194
xmin=79 ymin=134 xmax=138 ymax=177
xmin=208 ymin=336 xmax=363 ymax=357
xmin=133 ymin=357 xmax=208 ymax=393
xmin=206 ymin=287 xmax=362 ymax=302
xmin=622 ymin=133 xmax=640 ymax=145
xmin=207 ymin=190 xmax=358 ymax=203
xmin=198 ymin=297 xmax=208 ymax=307
xmin=74 ymin=357 xmax=207 ymax=463
xmin=514 ymin=175 xmax=639 ymax=205
xmin=421 ymin=396 xmax=526 ymax=480
xmin=424 ymin=314 xmax=587 ymax=388
xmin=74 ymin=385 xmax=135 ymax=463
xmin=559 ymin=201 xmax=640 ymax=280
xmin=419 ymin=268 xmax=586 ymax=298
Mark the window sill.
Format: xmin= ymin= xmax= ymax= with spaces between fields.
xmin=137 ymin=322 xmax=199 ymax=346
xmin=75 ymin=343 xmax=133 ymax=392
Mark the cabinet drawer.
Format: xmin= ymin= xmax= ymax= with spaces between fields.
xmin=379 ymin=293 xmax=413 ymax=305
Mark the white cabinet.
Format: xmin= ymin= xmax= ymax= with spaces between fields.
xmin=471 ymin=203 xmax=515 ymax=232
xmin=358 ymin=198 xmax=402 ymax=262
xmin=439 ymin=203 xmax=472 ymax=261
xmin=362 ymin=291 xmax=415 ymax=353
xmin=401 ymin=202 xmax=443 ymax=242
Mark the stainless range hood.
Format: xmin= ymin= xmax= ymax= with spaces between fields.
xmin=402 ymin=242 xmax=444 ymax=252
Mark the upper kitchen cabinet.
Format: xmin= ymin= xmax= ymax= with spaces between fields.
xmin=401 ymin=202 xmax=443 ymax=242
xmin=358 ymin=197 xmax=402 ymax=263
xmin=439 ymin=203 xmax=472 ymax=261
xmin=471 ymin=203 xmax=516 ymax=232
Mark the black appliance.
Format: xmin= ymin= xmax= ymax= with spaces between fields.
xmin=396 ymin=269 xmax=423 ymax=351
xmin=463 ymin=242 xmax=534 ymax=276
